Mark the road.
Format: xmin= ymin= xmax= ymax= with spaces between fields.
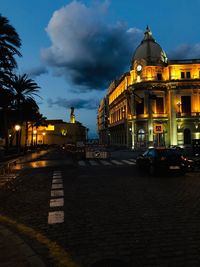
xmin=0 ymin=147 xmax=200 ymax=267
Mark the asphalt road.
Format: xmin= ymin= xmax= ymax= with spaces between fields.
xmin=0 ymin=148 xmax=200 ymax=267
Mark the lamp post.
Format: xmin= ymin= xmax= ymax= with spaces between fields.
xmin=33 ymin=130 xmax=37 ymax=146
xmin=15 ymin=124 xmax=21 ymax=154
xmin=42 ymin=132 xmax=46 ymax=145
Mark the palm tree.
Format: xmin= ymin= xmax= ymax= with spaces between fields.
xmin=0 ymin=14 xmax=21 ymax=148
xmin=10 ymin=73 xmax=40 ymax=111
xmin=9 ymin=73 xmax=41 ymax=149
xmin=0 ymin=14 xmax=21 ymax=72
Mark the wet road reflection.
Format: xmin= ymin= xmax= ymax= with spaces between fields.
xmin=15 ymin=159 xmax=73 ymax=170
xmin=15 ymin=149 xmax=74 ymax=170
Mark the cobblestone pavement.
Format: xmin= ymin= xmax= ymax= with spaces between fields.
xmin=0 ymin=149 xmax=200 ymax=266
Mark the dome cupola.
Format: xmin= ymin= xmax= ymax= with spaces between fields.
xmin=131 ymin=26 xmax=168 ymax=69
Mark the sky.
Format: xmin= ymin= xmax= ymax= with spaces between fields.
xmin=2 ymin=0 xmax=200 ymax=138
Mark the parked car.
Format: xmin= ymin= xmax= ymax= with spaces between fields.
xmin=136 ymin=147 xmax=188 ymax=175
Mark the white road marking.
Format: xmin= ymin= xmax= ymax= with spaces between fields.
xmin=121 ymin=160 xmax=136 ymax=165
xmin=50 ymin=198 xmax=64 ymax=208
xmin=52 ymin=179 xmax=62 ymax=184
xmin=52 ymin=183 xmax=63 ymax=189
xmin=100 ymin=160 xmax=112 ymax=165
xmin=128 ymin=159 xmax=136 ymax=162
xmin=78 ymin=161 xmax=86 ymax=166
xmin=89 ymin=160 xmax=99 ymax=166
xmin=110 ymin=160 xmax=123 ymax=165
xmin=48 ymin=211 xmax=64 ymax=224
xmin=51 ymin=190 xmax=64 ymax=197
xmin=53 ymin=175 xmax=62 ymax=178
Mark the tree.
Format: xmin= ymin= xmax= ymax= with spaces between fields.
xmin=0 ymin=14 xmax=21 ymax=148
xmin=0 ymin=14 xmax=21 ymax=72
xmin=9 ymin=73 xmax=41 ymax=149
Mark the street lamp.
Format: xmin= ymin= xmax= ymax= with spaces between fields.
xmin=33 ymin=130 xmax=37 ymax=146
xmin=15 ymin=124 xmax=21 ymax=153
xmin=42 ymin=132 xmax=46 ymax=145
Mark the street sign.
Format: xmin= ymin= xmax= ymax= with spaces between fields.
xmin=154 ymin=124 xmax=163 ymax=133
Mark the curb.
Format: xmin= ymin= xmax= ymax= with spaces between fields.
xmin=0 ymin=215 xmax=80 ymax=267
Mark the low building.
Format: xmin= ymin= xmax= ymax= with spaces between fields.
xmin=97 ymin=27 xmax=200 ymax=149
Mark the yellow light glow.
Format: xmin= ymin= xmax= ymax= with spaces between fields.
xmin=46 ymin=125 xmax=55 ymax=131
xmin=15 ymin=125 xmax=21 ymax=131
xmin=33 ymin=130 xmax=37 ymax=134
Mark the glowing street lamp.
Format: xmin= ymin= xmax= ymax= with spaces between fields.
xmin=42 ymin=132 xmax=46 ymax=145
xmin=33 ymin=130 xmax=37 ymax=146
xmin=15 ymin=124 xmax=21 ymax=153
xmin=15 ymin=124 xmax=21 ymax=131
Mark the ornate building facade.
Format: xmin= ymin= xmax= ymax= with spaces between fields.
xmin=97 ymin=27 xmax=200 ymax=149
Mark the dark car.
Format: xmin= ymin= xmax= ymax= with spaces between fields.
xmin=136 ymin=147 xmax=188 ymax=175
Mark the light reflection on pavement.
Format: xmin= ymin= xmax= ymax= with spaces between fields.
xmin=14 ymin=149 xmax=74 ymax=170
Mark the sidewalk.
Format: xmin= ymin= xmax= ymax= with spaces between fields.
xmin=0 ymin=224 xmax=46 ymax=267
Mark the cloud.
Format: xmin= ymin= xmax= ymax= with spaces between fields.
xmin=47 ymin=97 xmax=98 ymax=110
xmin=26 ymin=66 xmax=48 ymax=77
xmin=168 ymin=43 xmax=200 ymax=59
xmin=41 ymin=1 xmax=142 ymax=91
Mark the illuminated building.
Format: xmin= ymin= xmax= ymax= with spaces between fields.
xmin=97 ymin=27 xmax=200 ymax=149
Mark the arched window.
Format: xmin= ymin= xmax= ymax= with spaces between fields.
xmin=184 ymin=128 xmax=191 ymax=145
xmin=137 ymin=129 xmax=145 ymax=142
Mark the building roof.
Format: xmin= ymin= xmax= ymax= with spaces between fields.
xmin=131 ymin=26 xmax=168 ymax=69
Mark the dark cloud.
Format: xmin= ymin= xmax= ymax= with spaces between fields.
xmin=41 ymin=1 xmax=142 ymax=91
xmin=47 ymin=97 xmax=98 ymax=110
xmin=168 ymin=43 xmax=200 ymax=59
xmin=26 ymin=66 xmax=48 ymax=77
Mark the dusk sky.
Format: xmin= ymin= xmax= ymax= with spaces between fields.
xmin=2 ymin=0 xmax=200 ymax=137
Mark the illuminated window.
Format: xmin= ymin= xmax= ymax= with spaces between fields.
xmin=137 ymin=129 xmax=145 ymax=142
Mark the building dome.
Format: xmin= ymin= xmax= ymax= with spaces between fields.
xmin=131 ymin=26 xmax=168 ymax=69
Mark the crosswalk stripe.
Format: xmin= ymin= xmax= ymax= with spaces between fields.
xmin=128 ymin=159 xmax=136 ymax=162
xmin=110 ymin=160 xmax=123 ymax=165
xmin=77 ymin=159 xmax=137 ymax=167
xmin=100 ymin=160 xmax=112 ymax=166
xmin=89 ymin=160 xmax=99 ymax=166
xmin=121 ymin=160 xmax=136 ymax=165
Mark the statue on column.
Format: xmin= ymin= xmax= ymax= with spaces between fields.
xmin=70 ymin=107 xmax=75 ymax=123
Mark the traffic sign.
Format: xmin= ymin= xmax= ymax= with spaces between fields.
xmin=154 ymin=124 xmax=163 ymax=133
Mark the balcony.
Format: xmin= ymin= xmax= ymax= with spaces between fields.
xmin=176 ymin=112 xmax=200 ymax=118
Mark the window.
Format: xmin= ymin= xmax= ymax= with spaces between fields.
xmin=136 ymin=98 xmax=144 ymax=115
xmin=184 ymin=128 xmax=191 ymax=144
xmin=186 ymin=72 xmax=191 ymax=79
xmin=156 ymin=97 xmax=164 ymax=113
xmin=181 ymin=96 xmax=191 ymax=113
xmin=137 ymin=129 xmax=145 ymax=142
xmin=157 ymin=73 xmax=162 ymax=80
xmin=181 ymin=72 xmax=185 ymax=79
xmin=181 ymin=71 xmax=191 ymax=79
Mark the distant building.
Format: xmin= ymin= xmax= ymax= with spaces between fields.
xmin=97 ymin=27 xmax=200 ymax=149
xmin=27 ymin=119 xmax=86 ymax=147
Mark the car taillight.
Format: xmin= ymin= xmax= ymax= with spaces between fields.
xmin=181 ymin=155 xmax=187 ymax=161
